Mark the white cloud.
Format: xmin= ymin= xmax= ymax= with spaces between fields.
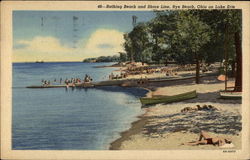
xmin=17 ymin=36 xmax=73 ymax=53
xmin=13 ymin=29 xmax=125 ymax=62
xmin=13 ymin=36 xmax=75 ymax=62
xmin=77 ymin=29 xmax=125 ymax=58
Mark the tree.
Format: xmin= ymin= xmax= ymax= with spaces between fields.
xmin=123 ymin=33 xmax=134 ymax=62
xmin=83 ymin=55 xmax=120 ymax=62
xmin=148 ymin=11 xmax=175 ymax=64
xmin=175 ymin=11 xmax=210 ymax=83
xmin=119 ymin=52 xmax=128 ymax=62
xmin=230 ymin=11 xmax=242 ymax=92
xmin=148 ymin=11 xmax=211 ymax=83
xmin=127 ymin=23 xmax=151 ymax=62
xmin=122 ymin=10 xmax=242 ymax=88
xmin=194 ymin=10 xmax=242 ymax=91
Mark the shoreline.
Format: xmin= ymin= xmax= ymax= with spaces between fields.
xmin=108 ymin=83 xmax=153 ymax=150
xmin=109 ymin=76 xmax=242 ymax=150
xmin=109 ymin=114 xmax=149 ymax=150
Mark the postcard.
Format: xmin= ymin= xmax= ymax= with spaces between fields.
xmin=1 ymin=1 xmax=250 ymax=159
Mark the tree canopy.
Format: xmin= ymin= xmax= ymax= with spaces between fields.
xmin=122 ymin=9 xmax=242 ymax=87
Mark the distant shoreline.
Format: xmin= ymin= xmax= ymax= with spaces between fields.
xmin=93 ymin=63 xmax=121 ymax=68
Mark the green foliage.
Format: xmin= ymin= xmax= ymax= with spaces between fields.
xmin=119 ymin=52 xmax=128 ymax=62
xmin=83 ymin=55 xmax=119 ymax=62
xmin=124 ymin=23 xmax=151 ymax=62
xmin=122 ymin=10 xmax=241 ymax=67
xmin=148 ymin=11 xmax=176 ymax=63
xmin=173 ymin=11 xmax=211 ymax=64
xmin=123 ymin=33 xmax=133 ymax=61
xmin=192 ymin=10 xmax=241 ymax=64
xmin=121 ymin=10 xmax=242 ymax=85
xmin=82 ymin=57 xmax=96 ymax=62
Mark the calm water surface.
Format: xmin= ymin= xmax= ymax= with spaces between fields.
xmin=12 ymin=62 xmax=147 ymax=150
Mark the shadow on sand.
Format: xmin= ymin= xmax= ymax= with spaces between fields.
xmin=184 ymin=91 xmax=242 ymax=104
xmin=144 ymin=109 xmax=241 ymax=137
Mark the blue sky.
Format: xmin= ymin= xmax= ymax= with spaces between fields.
xmin=13 ymin=11 xmax=155 ymax=62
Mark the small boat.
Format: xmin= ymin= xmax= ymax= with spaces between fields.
xmin=220 ymin=90 xmax=242 ymax=99
xmin=140 ymin=90 xmax=197 ymax=107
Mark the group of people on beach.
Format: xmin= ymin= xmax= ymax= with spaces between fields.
xmin=109 ymin=72 xmax=128 ymax=80
xmin=41 ymin=74 xmax=93 ymax=86
xmin=122 ymin=63 xmax=216 ymax=78
xmin=107 ymin=62 xmax=217 ymax=81
xmin=122 ymin=66 xmax=180 ymax=78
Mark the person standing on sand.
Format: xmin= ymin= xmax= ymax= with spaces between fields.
xmin=183 ymin=131 xmax=232 ymax=146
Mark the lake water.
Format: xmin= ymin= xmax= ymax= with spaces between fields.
xmin=12 ymin=62 xmax=147 ymax=150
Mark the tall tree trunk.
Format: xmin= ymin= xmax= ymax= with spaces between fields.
xmin=195 ymin=53 xmax=200 ymax=84
xmin=231 ymin=60 xmax=236 ymax=77
xmin=234 ymin=31 xmax=242 ymax=92
xmin=224 ymin=26 xmax=228 ymax=91
xmin=165 ymin=59 xmax=168 ymax=66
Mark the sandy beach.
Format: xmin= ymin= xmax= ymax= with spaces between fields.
xmin=110 ymin=76 xmax=242 ymax=150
